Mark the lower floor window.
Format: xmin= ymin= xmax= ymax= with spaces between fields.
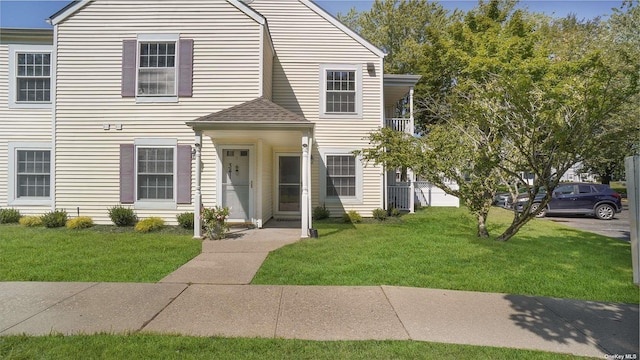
xmin=326 ymin=155 xmax=356 ymax=197
xmin=137 ymin=147 xmax=174 ymax=200
xmin=17 ymin=149 xmax=51 ymax=198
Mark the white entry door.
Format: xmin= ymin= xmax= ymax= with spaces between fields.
xmin=222 ymin=149 xmax=251 ymax=222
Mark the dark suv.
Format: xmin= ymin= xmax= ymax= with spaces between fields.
xmin=514 ymin=183 xmax=623 ymax=220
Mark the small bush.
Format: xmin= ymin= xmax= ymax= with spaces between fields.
xmin=372 ymin=208 xmax=387 ymax=221
xmin=390 ymin=207 xmax=401 ymax=217
xmin=135 ymin=217 xmax=165 ymax=233
xmin=66 ymin=216 xmax=94 ymax=229
xmin=0 ymin=208 xmax=21 ymax=224
xmin=108 ymin=206 xmax=137 ymax=227
xmin=313 ymin=205 xmax=331 ymax=220
xmin=343 ymin=210 xmax=362 ymax=224
xmin=176 ymin=212 xmax=194 ymax=229
xmin=41 ymin=209 xmax=68 ymax=228
xmin=19 ymin=216 xmax=43 ymax=227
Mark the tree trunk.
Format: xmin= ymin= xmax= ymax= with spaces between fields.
xmin=496 ymin=217 xmax=529 ymax=241
xmin=601 ymin=173 xmax=612 ymax=185
xmin=477 ymin=212 xmax=490 ymax=238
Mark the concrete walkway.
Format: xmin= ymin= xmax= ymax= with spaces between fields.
xmin=1 ymin=226 xmax=638 ymax=358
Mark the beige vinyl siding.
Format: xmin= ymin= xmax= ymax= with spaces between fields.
xmin=54 ymin=0 xmax=263 ymax=224
xmin=262 ymin=27 xmax=274 ymax=101
xmin=261 ymin=141 xmax=273 ymax=223
xmin=0 ymin=43 xmax=53 ymax=215
xmin=251 ymin=0 xmax=384 ymax=215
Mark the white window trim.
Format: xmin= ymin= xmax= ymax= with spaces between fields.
xmin=319 ymin=149 xmax=363 ymax=204
xmin=8 ymin=142 xmax=52 ymax=206
xmin=135 ymin=34 xmax=179 ymax=103
xmin=8 ymin=45 xmax=54 ymax=109
xmin=319 ymin=64 xmax=363 ymax=119
xmin=133 ymin=138 xmax=177 ymax=209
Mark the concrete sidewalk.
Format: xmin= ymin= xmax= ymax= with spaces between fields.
xmin=0 ymin=282 xmax=637 ymax=358
xmin=1 ymin=226 xmax=638 ymax=358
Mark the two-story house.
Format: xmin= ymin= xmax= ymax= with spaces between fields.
xmin=1 ymin=0 xmax=421 ymax=238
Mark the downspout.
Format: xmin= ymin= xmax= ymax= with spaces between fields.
xmin=308 ymin=133 xmax=313 ymax=232
xmin=50 ymin=21 xmax=58 ymax=212
xmin=193 ymin=131 xmax=202 ymax=239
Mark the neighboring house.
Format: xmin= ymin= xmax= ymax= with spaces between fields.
xmin=1 ymin=0 xmax=421 ymax=238
xmin=559 ymin=162 xmax=598 ymax=183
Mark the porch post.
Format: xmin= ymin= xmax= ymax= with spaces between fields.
xmin=301 ymin=132 xmax=310 ymax=238
xmin=193 ymin=131 xmax=203 ymax=239
xmin=409 ymin=86 xmax=414 ymax=135
xmin=408 ymin=86 xmax=416 ymax=213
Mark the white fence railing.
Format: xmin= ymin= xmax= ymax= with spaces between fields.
xmin=387 ymin=183 xmax=412 ymax=211
xmin=388 ymin=181 xmax=460 ymax=210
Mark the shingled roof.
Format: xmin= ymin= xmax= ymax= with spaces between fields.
xmin=192 ymin=97 xmax=309 ymax=123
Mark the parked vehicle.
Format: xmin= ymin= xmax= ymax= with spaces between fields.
xmin=493 ymin=193 xmax=513 ymax=209
xmin=514 ymin=183 xmax=622 ymax=220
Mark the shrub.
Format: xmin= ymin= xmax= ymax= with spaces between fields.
xmin=108 ymin=206 xmax=137 ymax=227
xmin=0 ymin=208 xmax=21 ymax=224
xmin=135 ymin=217 xmax=165 ymax=233
xmin=202 ymin=206 xmax=230 ymax=240
xmin=41 ymin=209 xmax=68 ymax=228
xmin=176 ymin=212 xmax=194 ymax=229
xmin=343 ymin=210 xmax=362 ymax=224
xmin=313 ymin=205 xmax=331 ymax=220
xmin=372 ymin=208 xmax=387 ymax=221
xmin=66 ymin=216 xmax=94 ymax=229
xmin=19 ymin=216 xmax=43 ymax=227
xmin=390 ymin=207 xmax=401 ymax=217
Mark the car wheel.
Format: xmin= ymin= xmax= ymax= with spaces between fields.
xmin=595 ymin=204 xmax=615 ymax=220
xmin=531 ymin=203 xmax=546 ymax=218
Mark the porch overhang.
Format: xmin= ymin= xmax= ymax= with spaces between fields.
xmin=186 ymin=121 xmax=314 ymax=132
xmin=384 ymin=74 xmax=422 ymax=108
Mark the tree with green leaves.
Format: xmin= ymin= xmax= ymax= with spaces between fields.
xmin=579 ymin=2 xmax=640 ymax=182
xmin=357 ymin=0 xmax=639 ymax=241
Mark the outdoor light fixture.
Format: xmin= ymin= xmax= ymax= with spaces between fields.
xmin=367 ymin=62 xmax=375 ymax=75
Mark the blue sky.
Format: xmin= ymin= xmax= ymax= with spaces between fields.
xmin=0 ymin=0 xmax=624 ymax=29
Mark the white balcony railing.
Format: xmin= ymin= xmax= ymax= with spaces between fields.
xmin=385 ymin=118 xmax=413 ymax=134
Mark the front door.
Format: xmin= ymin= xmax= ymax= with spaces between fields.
xmin=222 ymin=149 xmax=250 ymax=221
xmin=277 ymin=155 xmax=301 ymax=214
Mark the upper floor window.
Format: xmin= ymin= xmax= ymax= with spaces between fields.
xmin=138 ymin=42 xmax=176 ymax=96
xmin=121 ymin=34 xmax=193 ymax=102
xmin=8 ymin=45 xmax=53 ymax=109
xmin=319 ymin=64 xmax=362 ymax=118
xmin=325 ymin=70 xmax=355 ymax=113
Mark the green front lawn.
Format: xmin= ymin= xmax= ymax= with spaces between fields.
xmin=0 ymin=225 xmax=201 ymax=282
xmin=253 ymin=207 xmax=638 ymax=304
xmin=0 ymin=335 xmax=595 ymax=360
